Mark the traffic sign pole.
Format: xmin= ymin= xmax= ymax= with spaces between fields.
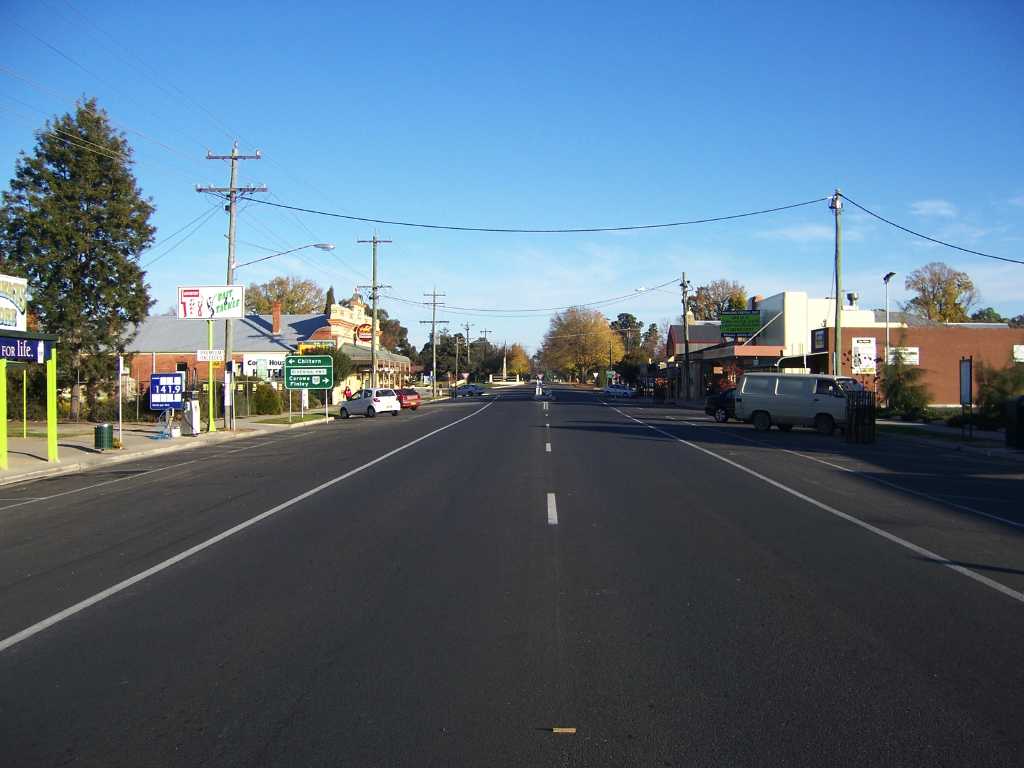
xmin=207 ymin=319 xmax=215 ymax=433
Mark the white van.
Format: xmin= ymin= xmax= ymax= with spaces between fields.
xmin=734 ymin=373 xmax=849 ymax=434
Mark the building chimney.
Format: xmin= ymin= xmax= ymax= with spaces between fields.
xmin=749 ymin=295 xmax=764 ymax=310
xmin=272 ymin=301 xmax=282 ymax=335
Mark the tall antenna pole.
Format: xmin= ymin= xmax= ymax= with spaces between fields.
xmin=680 ymin=272 xmax=691 ymax=401
xmin=463 ymin=322 xmax=473 ymax=368
xmin=197 ymin=142 xmax=265 ymax=429
xmin=357 ymin=234 xmax=392 ymax=388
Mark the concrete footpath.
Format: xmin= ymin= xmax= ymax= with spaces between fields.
xmin=0 ymin=413 xmax=339 ymax=488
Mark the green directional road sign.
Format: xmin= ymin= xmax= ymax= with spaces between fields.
xmin=284 ymin=355 xmax=333 ymax=389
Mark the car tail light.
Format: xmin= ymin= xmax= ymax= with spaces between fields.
xmin=373 ymin=397 xmax=381 ymax=402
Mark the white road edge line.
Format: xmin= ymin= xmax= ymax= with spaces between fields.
xmin=0 ymin=399 xmax=498 ymax=654
xmin=609 ymin=406 xmax=1024 ymax=605
xmin=547 ymin=492 xmax=558 ymax=525
xmin=545 ymin=442 xmax=552 ymax=453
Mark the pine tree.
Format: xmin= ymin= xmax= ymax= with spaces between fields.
xmin=1 ymin=98 xmax=155 ymax=419
xmin=323 ymin=285 xmax=336 ymax=315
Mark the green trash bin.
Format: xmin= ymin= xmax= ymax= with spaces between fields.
xmin=94 ymin=423 xmax=114 ymax=451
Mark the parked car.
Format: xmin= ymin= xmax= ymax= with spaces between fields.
xmin=396 ymin=388 xmax=421 ymax=410
xmin=704 ymin=388 xmax=736 ymax=422
xmin=603 ymin=384 xmax=634 ymax=398
xmin=459 ymin=384 xmax=485 ymax=396
xmin=339 ymin=388 xmax=401 ymax=418
xmin=733 ymin=373 xmax=847 ymax=434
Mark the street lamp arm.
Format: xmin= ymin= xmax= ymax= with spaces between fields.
xmin=233 ymin=242 xmax=335 ymax=270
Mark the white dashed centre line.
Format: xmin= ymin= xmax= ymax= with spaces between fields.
xmin=543 ymin=401 xmax=549 ymax=412
xmin=547 ymin=493 xmax=558 ymax=525
xmin=545 ymin=442 xmax=551 ymax=452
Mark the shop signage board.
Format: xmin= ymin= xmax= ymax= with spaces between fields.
xmin=1014 ymin=345 xmax=1024 ymax=363
xmin=0 ymin=335 xmax=51 ymax=363
xmin=196 ymin=348 xmax=225 ymax=362
xmin=284 ymin=355 xmax=333 ymax=389
xmin=959 ymin=357 xmax=973 ymax=406
xmin=149 ymin=372 xmax=185 ymax=410
xmin=851 ymin=337 xmax=877 ymax=374
xmin=0 ymin=274 xmax=28 ymax=332
xmin=719 ymin=310 xmax=761 ymax=338
xmin=887 ymin=347 xmax=920 ymax=366
xmin=297 ymin=341 xmax=335 ymax=354
xmin=177 ymin=286 xmax=245 ymax=319
xmin=356 ymin=323 xmax=373 ymax=342
xmin=243 ymin=353 xmax=285 ymax=378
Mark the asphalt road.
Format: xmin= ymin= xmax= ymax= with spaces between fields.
xmin=1 ymin=385 xmax=1021 ymax=766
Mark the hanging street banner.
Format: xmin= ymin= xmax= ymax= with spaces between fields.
xmin=0 ymin=274 xmax=28 ymax=332
xmin=177 ymin=286 xmax=245 ymax=319
xmin=149 ymin=372 xmax=185 ymax=410
xmin=0 ymin=335 xmax=52 ymax=363
xmin=720 ymin=310 xmax=761 ymax=341
xmin=284 ymin=355 xmax=333 ymax=389
xmin=851 ymin=337 xmax=877 ymax=374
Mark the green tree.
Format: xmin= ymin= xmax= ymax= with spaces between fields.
xmin=614 ymin=351 xmax=648 ymax=385
xmin=880 ymin=348 xmax=931 ymax=417
xmin=246 ymin=276 xmax=324 ymax=314
xmin=1009 ymin=314 xmax=1024 ymax=328
xmin=640 ymin=322 xmax=662 ymax=361
xmin=377 ymin=308 xmax=415 ymax=358
xmin=970 ymin=307 xmax=1005 ymax=323
xmin=0 ymin=98 xmax=155 ymax=419
xmin=975 ymin=360 xmax=1024 ymax=425
xmin=609 ymin=312 xmax=644 ymax=353
xmin=904 ymin=262 xmax=977 ymax=322
xmin=540 ymin=307 xmax=624 ymax=381
xmin=323 ymin=285 xmax=336 ymax=315
xmin=691 ymin=279 xmax=747 ymax=320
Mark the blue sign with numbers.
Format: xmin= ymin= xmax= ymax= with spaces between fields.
xmin=149 ymin=372 xmax=185 ymax=410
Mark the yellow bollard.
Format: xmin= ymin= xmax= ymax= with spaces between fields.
xmin=0 ymin=359 xmax=8 ymax=471
xmin=46 ymin=348 xmax=58 ymax=463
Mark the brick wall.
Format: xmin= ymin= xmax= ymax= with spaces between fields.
xmin=834 ymin=326 xmax=1023 ymax=405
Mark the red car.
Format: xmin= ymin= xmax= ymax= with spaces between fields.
xmin=396 ymin=388 xmax=421 ymax=410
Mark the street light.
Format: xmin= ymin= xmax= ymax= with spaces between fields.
xmin=233 ymin=242 xmax=335 ymax=270
xmin=883 ymin=271 xmax=896 ymax=367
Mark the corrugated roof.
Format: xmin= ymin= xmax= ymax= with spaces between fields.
xmin=669 ymin=322 xmax=722 ymax=343
xmin=126 ymin=314 xmax=411 ymax=363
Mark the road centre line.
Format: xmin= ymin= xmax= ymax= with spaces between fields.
xmin=547 ymin=493 xmax=558 ymax=525
xmin=546 ymin=442 xmax=552 ymax=452
xmin=608 ymin=406 xmax=1024 ymax=605
xmin=0 ymin=399 xmax=497 ymax=654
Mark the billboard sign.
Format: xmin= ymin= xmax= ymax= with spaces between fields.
xmin=811 ymin=328 xmax=828 ymax=354
xmin=177 ymin=286 xmax=245 ymax=319
xmin=959 ymin=357 xmax=972 ymax=406
xmin=851 ymin=337 xmax=877 ymax=374
xmin=0 ymin=335 xmax=51 ymax=363
xmin=1014 ymin=345 xmax=1024 ymax=363
xmin=719 ymin=310 xmax=761 ymax=338
xmin=356 ymin=323 xmax=373 ymax=342
xmin=149 ymin=372 xmax=185 ymax=410
xmin=0 ymin=274 xmax=28 ymax=332
xmin=284 ymin=355 xmax=333 ymax=389
xmin=887 ymin=347 xmax=919 ymax=366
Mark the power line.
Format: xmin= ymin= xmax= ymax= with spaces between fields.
xmin=142 ymin=205 xmax=221 ymax=268
xmin=244 ymin=196 xmax=830 ymax=234
xmin=840 ymin=193 xmax=1024 ymax=266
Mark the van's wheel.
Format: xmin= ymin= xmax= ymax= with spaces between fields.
xmin=778 ymin=424 xmax=793 ymax=432
xmin=714 ymin=407 xmax=728 ymax=423
xmin=753 ymin=411 xmax=771 ymax=431
xmin=390 ymin=410 xmax=398 ymax=416
xmin=814 ymin=414 xmax=834 ymax=436
xmin=367 ymin=406 xmax=376 ymax=418
xmin=340 ymin=408 xmax=349 ymax=419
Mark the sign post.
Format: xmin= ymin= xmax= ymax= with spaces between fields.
xmin=959 ymin=356 xmax=973 ymax=441
xmin=207 ymin=319 xmax=215 ymax=432
xmin=176 ymin=285 xmax=244 ymax=430
xmin=284 ymin=355 xmax=333 ymax=423
xmin=149 ymin=372 xmax=185 ymax=438
xmin=117 ymin=355 xmax=124 ymax=448
xmin=0 ymin=359 xmax=7 ymax=470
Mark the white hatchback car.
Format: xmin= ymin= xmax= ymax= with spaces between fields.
xmin=340 ymin=388 xmax=401 ymax=418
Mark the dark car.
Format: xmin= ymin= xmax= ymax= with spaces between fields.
xmin=704 ymin=388 xmax=736 ymax=422
xmin=396 ymin=388 xmax=421 ymax=410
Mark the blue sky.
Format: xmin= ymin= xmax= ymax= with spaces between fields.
xmin=2 ymin=1 xmax=1022 ymax=351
